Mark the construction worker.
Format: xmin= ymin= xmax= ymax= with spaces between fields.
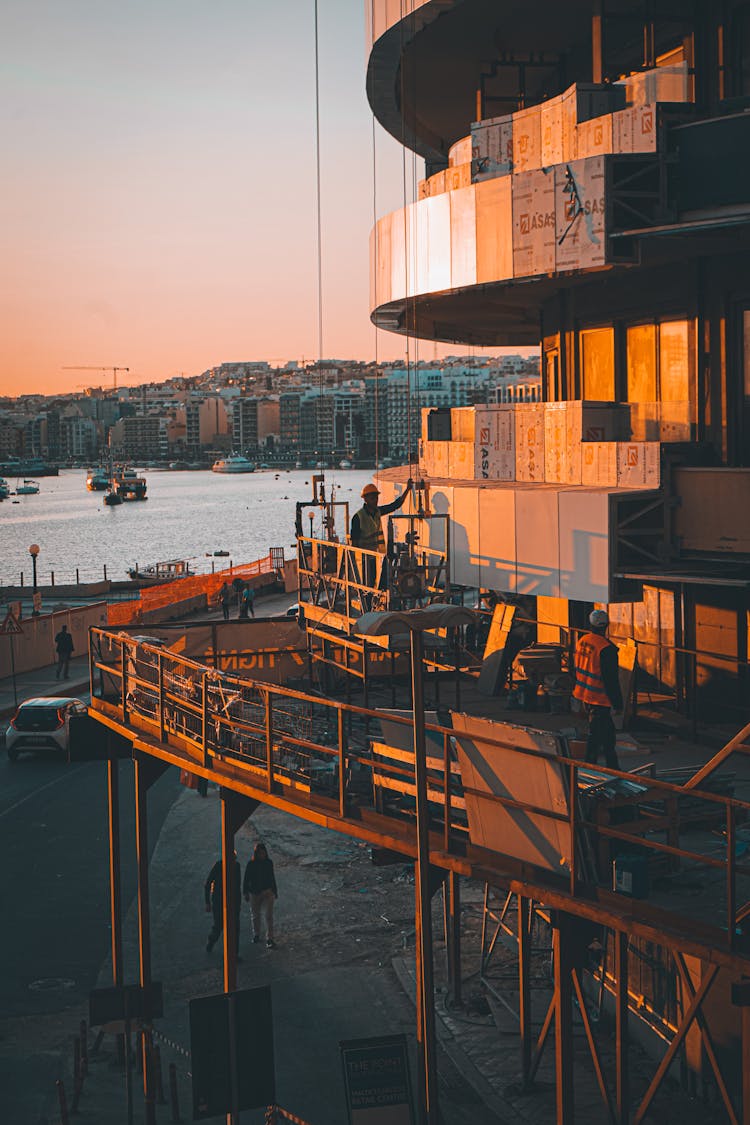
xmin=572 ymin=609 xmax=623 ymax=770
xmin=350 ymin=480 xmax=412 ymax=552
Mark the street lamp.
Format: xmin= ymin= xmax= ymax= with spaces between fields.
xmin=28 ymin=544 xmax=40 ymax=615
xmin=354 ymin=603 xmax=477 ymax=1125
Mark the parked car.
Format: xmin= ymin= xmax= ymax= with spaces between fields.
xmin=5 ymin=697 xmax=89 ymax=761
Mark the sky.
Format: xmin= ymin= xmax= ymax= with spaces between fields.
xmin=1 ymin=1 xmax=512 ymax=397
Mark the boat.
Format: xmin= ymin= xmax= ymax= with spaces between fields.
xmin=103 ymin=489 xmax=122 ymax=507
xmin=15 ymin=479 xmax=40 ymax=495
xmin=128 ymin=559 xmax=194 ymax=583
xmin=0 ymin=458 xmax=58 ymax=477
xmin=211 ymin=454 xmax=256 ymax=474
xmin=0 ymin=478 xmax=9 ymax=500
xmin=295 ymin=461 xmax=303 ymax=469
xmin=86 ymin=467 xmax=110 ymax=491
xmin=112 ymin=468 xmax=147 ymax=500
xmin=339 ymin=459 xmax=352 ymax=469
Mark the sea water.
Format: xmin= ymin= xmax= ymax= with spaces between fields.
xmin=0 ymin=468 xmax=372 ymax=586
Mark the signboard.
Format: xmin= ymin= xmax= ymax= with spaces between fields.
xmin=0 ymin=612 xmax=23 ymax=635
xmin=189 ymin=987 xmax=274 ymax=1120
xmin=340 ymin=1035 xmax=414 ymax=1125
xmin=32 ymin=592 xmax=42 ymax=614
xmin=89 ymin=982 xmax=163 ymax=1028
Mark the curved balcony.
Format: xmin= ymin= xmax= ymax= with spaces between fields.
xmin=367 ymin=0 xmax=698 ymax=164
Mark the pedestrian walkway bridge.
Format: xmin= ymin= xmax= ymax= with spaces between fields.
xmin=87 ymin=626 xmax=750 ymax=1124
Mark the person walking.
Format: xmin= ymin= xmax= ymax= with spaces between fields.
xmin=240 ymin=584 xmax=255 ymax=619
xmin=218 ymin=582 xmax=231 ymax=622
xmin=204 ymin=851 xmax=242 ymax=956
xmin=54 ymin=624 xmax=74 ymax=680
xmin=243 ymin=842 xmax=278 ymax=948
xmin=572 ymin=609 xmax=623 ymax=770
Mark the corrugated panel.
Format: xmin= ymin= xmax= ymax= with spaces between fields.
xmin=475 ymin=177 xmax=513 ymax=283
xmin=558 ymin=489 xmax=611 ymax=603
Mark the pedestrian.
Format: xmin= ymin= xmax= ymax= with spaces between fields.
xmin=572 ymin=609 xmax=623 ymax=770
xmin=54 ymin=624 xmax=75 ymax=680
xmin=204 ymin=851 xmax=242 ymax=957
xmin=240 ymin=584 xmax=255 ymax=619
xmin=218 ymin=582 xmax=231 ymax=622
xmin=243 ymin=842 xmax=278 ymax=948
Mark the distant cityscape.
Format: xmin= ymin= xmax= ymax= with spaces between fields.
xmin=0 ymin=355 xmax=540 ymax=468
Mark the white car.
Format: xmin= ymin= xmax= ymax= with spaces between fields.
xmin=5 ymin=697 xmax=88 ymax=761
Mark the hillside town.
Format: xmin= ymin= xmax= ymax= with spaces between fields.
xmin=0 ymin=354 xmax=539 ymax=468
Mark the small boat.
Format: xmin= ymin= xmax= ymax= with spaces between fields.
xmin=0 ymin=478 xmax=9 ymax=500
xmin=86 ymin=467 xmax=110 ymax=491
xmin=213 ymin=550 xmax=230 ymax=557
xmin=103 ymin=489 xmax=123 ymax=507
xmin=15 ymin=479 xmax=40 ymax=495
xmin=339 ymin=459 xmax=352 ymax=469
xmin=212 ymin=454 xmax=255 ymax=474
xmin=112 ymin=469 xmax=147 ymax=500
xmin=128 ymin=559 xmax=194 ymax=583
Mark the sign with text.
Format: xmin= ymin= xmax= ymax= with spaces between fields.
xmin=340 ymin=1035 xmax=414 ymax=1125
xmin=190 ymin=987 xmax=274 ymax=1120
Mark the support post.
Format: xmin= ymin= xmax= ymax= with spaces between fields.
xmin=592 ymin=0 xmax=604 ymax=83
xmin=446 ymin=871 xmax=461 ymax=1007
xmin=554 ymin=913 xmax=575 ymax=1124
xmin=220 ymin=790 xmax=259 ymax=996
xmin=519 ymin=896 xmax=532 ymax=1089
xmin=615 ymin=929 xmax=630 ymax=1124
xmin=410 ymin=629 xmax=439 ymax=1125
xmin=107 ymin=754 xmax=124 ymax=1069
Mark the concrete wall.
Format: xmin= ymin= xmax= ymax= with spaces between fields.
xmin=0 ymin=603 xmax=109 ymax=678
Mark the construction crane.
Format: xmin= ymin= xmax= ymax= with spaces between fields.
xmin=62 ymin=365 xmax=129 ymax=390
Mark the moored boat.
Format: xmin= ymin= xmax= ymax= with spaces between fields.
xmin=212 ymin=453 xmax=255 ymax=473
xmin=0 ymin=478 xmax=9 ymax=500
xmin=112 ymin=468 xmax=147 ymax=500
xmin=15 ymin=479 xmax=40 ymax=495
xmin=86 ymin=467 xmax=110 ymax=491
xmin=128 ymin=559 xmax=194 ymax=583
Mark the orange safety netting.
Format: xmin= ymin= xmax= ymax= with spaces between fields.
xmin=107 ymin=555 xmax=278 ymax=627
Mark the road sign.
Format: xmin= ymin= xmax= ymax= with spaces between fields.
xmin=0 ymin=612 xmax=23 ymax=635
xmin=340 ymin=1035 xmax=414 ymax=1125
xmin=190 ymin=987 xmax=274 ymax=1119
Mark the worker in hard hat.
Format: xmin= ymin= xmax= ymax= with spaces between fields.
xmin=350 ymin=479 xmax=412 ymax=552
xmin=572 ymin=609 xmax=623 ymax=770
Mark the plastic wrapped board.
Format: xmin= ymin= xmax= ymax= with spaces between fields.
xmin=472 ymin=115 xmax=513 ymax=180
xmin=513 ymin=105 xmax=541 ymax=173
xmin=616 ymin=442 xmax=661 ymax=488
xmin=451 ymin=713 xmax=571 ymax=874
xmin=515 ymin=404 xmax=545 ymax=482
xmin=581 ymin=441 xmax=618 ymax=486
xmin=540 ymin=95 xmax=564 ymax=166
xmin=544 ymin=402 xmax=568 ymax=483
xmin=555 ymin=157 xmax=607 ymax=272
xmin=512 ymin=168 xmax=555 ymax=278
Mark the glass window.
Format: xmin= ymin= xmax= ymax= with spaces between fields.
xmin=580 ymin=327 xmax=615 ymax=401
xmin=659 ymin=320 xmax=690 ymax=403
xmin=626 ymin=324 xmax=657 ymax=402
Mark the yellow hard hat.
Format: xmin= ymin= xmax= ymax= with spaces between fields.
xmin=361 ymin=483 xmax=379 ymax=498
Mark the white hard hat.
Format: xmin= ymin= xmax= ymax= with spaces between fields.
xmin=589 ymin=609 xmax=609 ymax=628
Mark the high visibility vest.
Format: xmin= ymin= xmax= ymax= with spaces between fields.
xmin=573 ymin=632 xmax=615 ymax=707
xmin=356 ymin=505 xmax=385 ymax=552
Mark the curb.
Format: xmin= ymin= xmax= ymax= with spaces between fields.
xmin=390 ymin=955 xmax=512 ymax=1124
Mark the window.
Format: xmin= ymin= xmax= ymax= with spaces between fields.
xmin=580 ymin=328 xmax=615 ymax=401
xmin=626 ymin=324 xmax=657 ymax=402
xmin=659 ymin=320 xmax=690 ymax=403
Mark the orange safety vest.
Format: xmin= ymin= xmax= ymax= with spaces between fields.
xmin=356 ymin=505 xmax=385 ymax=552
xmin=573 ymin=632 xmax=615 ymax=708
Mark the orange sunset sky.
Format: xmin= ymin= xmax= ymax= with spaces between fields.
xmin=1 ymin=1 xmax=523 ymax=399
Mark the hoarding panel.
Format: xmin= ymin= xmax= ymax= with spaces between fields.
xmin=452 ymin=485 xmax=480 ymax=589
xmin=476 ymin=177 xmax=513 ymax=283
xmin=512 ymin=168 xmax=555 ymax=279
xmin=449 ymin=186 xmax=477 ymax=288
xmin=558 ymin=489 xmax=611 ymax=602
xmin=478 ymin=487 xmax=516 ymax=592
xmin=555 ymin=157 xmax=607 ymax=272
xmin=423 ymin=193 xmax=451 ymax=293
xmin=515 ymin=488 xmax=560 ymax=597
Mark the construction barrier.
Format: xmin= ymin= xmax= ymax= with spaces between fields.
xmin=107 ymin=553 xmax=284 ymax=628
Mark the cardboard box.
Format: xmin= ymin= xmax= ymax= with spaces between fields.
xmin=472 ymin=116 xmax=513 ymax=180
xmin=449 ymin=135 xmax=472 ymax=166
xmin=617 ymin=442 xmax=661 ymax=488
xmin=513 ymin=105 xmax=541 ymax=173
xmin=581 ymin=441 xmax=619 ymax=486
xmin=451 ymin=407 xmax=475 ymax=442
xmin=544 ymin=402 xmax=568 ymax=483
xmin=540 ymin=95 xmax=564 ymax=166
xmin=555 ymin=157 xmax=607 ymax=273
xmin=576 ymin=114 xmax=613 ymax=159
xmin=515 ymin=404 xmax=546 ymax=482
xmin=512 ymin=168 xmax=555 ymax=278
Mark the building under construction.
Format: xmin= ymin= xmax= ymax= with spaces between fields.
xmin=81 ymin=4 xmax=750 ymax=1124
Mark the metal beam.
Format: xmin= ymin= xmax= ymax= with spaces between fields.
xmin=615 ymin=930 xmax=630 ymax=1125
xmin=518 ymin=895 xmax=532 ymax=1089
xmin=554 ymin=915 xmax=575 ymax=1124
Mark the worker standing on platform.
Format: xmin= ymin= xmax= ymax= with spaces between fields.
xmin=350 ymin=480 xmax=412 ymax=552
xmin=573 ymin=609 xmax=623 ymax=770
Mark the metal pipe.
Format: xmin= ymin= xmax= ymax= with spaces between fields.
xmin=410 ymin=629 xmax=439 ymax=1125
xmin=134 ymin=758 xmax=155 ymax=1118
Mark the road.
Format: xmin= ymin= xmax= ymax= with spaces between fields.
xmin=0 ymin=744 xmax=181 ymax=1123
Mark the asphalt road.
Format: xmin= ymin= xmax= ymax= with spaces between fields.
xmin=0 ymin=742 xmax=181 ymax=1122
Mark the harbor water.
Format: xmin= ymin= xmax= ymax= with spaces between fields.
xmin=0 ymin=468 xmax=372 ymax=587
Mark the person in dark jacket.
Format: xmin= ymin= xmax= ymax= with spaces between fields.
xmin=204 ymin=851 xmax=241 ymax=955
xmin=243 ymin=842 xmax=278 ymax=948
xmin=54 ymin=625 xmax=74 ymax=680
xmin=572 ymin=609 xmax=623 ymax=769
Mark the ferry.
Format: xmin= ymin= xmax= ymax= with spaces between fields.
xmin=212 ymin=454 xmax=255 ymax=474
xmin=128 ymin=559 xmax=194 ymax=583
xmin=86 ymin=467 xmax=110 ymax=491
xmin=112 ymin=468 xmax=147 ymax=500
